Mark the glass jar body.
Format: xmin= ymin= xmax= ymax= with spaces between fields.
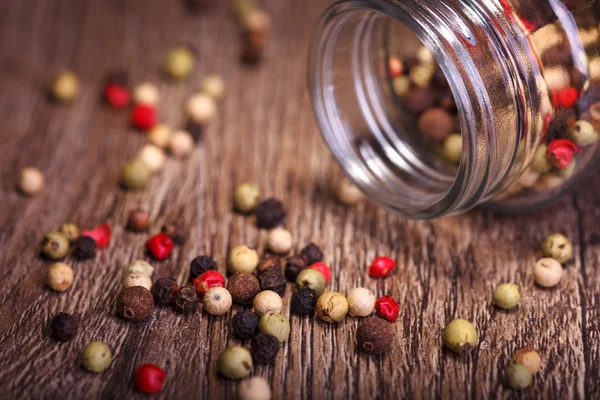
xmin=309 ymin=0 xmax=600 ymax=219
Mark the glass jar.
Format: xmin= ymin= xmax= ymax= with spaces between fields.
xmin=309 ymin=0 xmax=600 ymax=219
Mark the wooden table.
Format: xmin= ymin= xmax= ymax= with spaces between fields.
xmin=1 ymin=0 xmax=599 ymax=398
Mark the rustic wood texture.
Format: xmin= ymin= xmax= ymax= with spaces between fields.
xmin=1 ymin=0 xmax=599 ymax=399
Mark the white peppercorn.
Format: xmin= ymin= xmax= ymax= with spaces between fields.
xmin=47 ymin=262 xmax=74 ymax=292
xmin=137 ymin=144 xmax=166 ymax=173
xmin=266 ymin=228 xmax=292 ymax=254
xmin=123 ymin=273 xmax=153 ymax=291
xmin=126 ymin=260 xmax=154 ymax=277
xmin=132 ymin=82 xmax=159 ymax=105
xmin=147 ymin=124 xmax=172 ymax=149
xmin=50 ymin=70 xmax=79 ymax=103
xmin=238 ymin=376 xmax=272 ymax=400
xmin=185 ymin=93 xmax=217 ymax=124
xmin=18 ymin=167 xmax=45 ymax=195
xmin=253 ymin=290 xmax=282 ymax=317
xmin=335 ymin=177 xmax=364 ymax=206
xmin=168 ymin=130 xmax=194 ymax=158
xmin=570 ymin=120 xmax=598 ymax=146
xmin=203 ymin=287 xmax=233 ymax=316
xmin=533 ymin=258 xmax=563 ymax=288
xmin=81 ymin=341 xmax=112 ymax=373
xmin=442 ymin=133 xmax=462 ymax=165
xmin=228 ymin=245 xmax=259 ymax=274
xmin=346 ymin=287 xmax=375 ymax=317
xmin=316 ymin=292 xmax=349 ymax=323
xmin=201 ymin=75 xmax=225 ymax=100
xmin=392 ymin=76 xmax=410 ymax=97
xmin=443 ymin=318 xmax=478 ymax=354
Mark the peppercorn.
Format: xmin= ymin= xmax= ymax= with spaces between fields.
xmin=256 ymin=255 xmax=282 ymax=276
xmin=547 ymin=139 xmax=577 ymax=168
xmin=59 ymin=223 xmax=80 ymax=242
xmin=47 ymin=262 xmax=74 ymax=292
xmin=49 ymin=70 xmax=79 ymax=103
xmin=232 ymin=310 xmax=259 ymax=339
xmin=402 ymin=87 xmax=435 ymax=115
xmin=531 ymin=144 xmax=552 ymax=173
xmin=148 ymin=124 xmax=172 ymax=149
xmin=253 ymin=290 xmax=282 ymax=317
xmin=41 ymin=231 xmax=70 ymax=260
xmin=492 ymin=283 xmax=520 ymax=310
xmin=335 ymin=177 xmax=364 ymax=206
xmin=542 ymin=233 xmax=573 ymax=263
xmin=17 ymin=167 xmax=45 ymax=195
xmin=151 ymin=277 xmax=178 ymax=305
xmin=228 ymin=245 xmax=259 ymax=274
xmin=126 ymin=260 xmax=154 ymax=277
xmin=258 ymin=270 xmax=286 ymax=296
xmin=392 ymin=76 xmax=410 ymax=97
xmin=163 ymin=45 xmax=195 ymax=80
xmin=570 ymin=120 xmax=598 ymax=146
xmin=505 ymin=363 xmax=532 ymax=390
xmin=254 ymin=198 xmax=286 ymax=229
xmin=138 ymin=144 xmax=166 ymax=173
xmin=147 ymin=233 xmax=174 ymax=260
xmin=193 ymin=270 xmax=225 ymax=295
xmin=117 ymin=286 xmax=154 ymax=321
xmin=120 ymin=158 xmax=152 ymax=190
xmin=300 ymin=243 xmax=323 ymax=266
xmin=284 ymin=256 xmax=306 ymax=281
xmin=134 ymin=364 xmax=166 ymax=394
xmin=250 ymin=333 xmax=280 ymax=364
xmin=409 ymin=64 xmax=435 ymax=88
xmin=290 ymin=287 xmax=317 ymax=315
xmin=258 ymin=312 xmax=290 ymax=342
xmin=131 ymin=104 xmax=157 ymax=130
xmin=185 ymin=120 xmax=205 ymax=142
xmin=123 ymin=273 xmax=153 ymax=291
xmin=190 ymin=255 xmax=218 ymax=279
xmin=375 ymin=296 xmax=400 ymax=322
xmin=227 ymin=273 xmax=260 ymax=305
xmin=174 ymin=285 xmax=199 ymax=313
xmin=533 ymin=258 xmax=563 ymax=288
xmin=551 ymin=86 xmax=578 ymax=108
xmin=443 ymin=318 xmax=478 ymax=354
xmin=103 ymin=82 xmax=130 ymax=108
xmin=514 ymin=348 xmax=542 ymax=374
xmin=388 ymin=56 xmax=403 ymax=77
xmin=74 ymin=236 xmax=97 ymax=259
xmin=217 ymin=346 xmax=253 ymax=380
xmin=50 ymin=312 xmax=79 ymax=341
xmin=308 ymin=262 xmax=331 ymax=283
xmin=185 ymin=92 xmax=216 ymax=124
xmin=316 ymin=291 xmax=348 ymax=323
xmin=168 ymin=129 xmax=195 ymax=158
xmin=81 ymin=223 xmax=111 ymax=248
xmin=238 ymin=376 xmax=272 ymax=400
xmin=559 ymin=159 xmax=577 ymax=179
xmin=417 ymin=107 xmax=453 ymax=143
xmin=347 ymin=287 xmax=375 ymax=317
xmin=161 ymin=222 xmax=186 ymax=246
xmin=356 ymin=317 xmax=394 ymax=354
xmin=232 ymin=0 xmax=258 ymax=20
xmin=201 ymin=75 xmax=225 ymax=100
xmin=81 ymin=341 xmax=112 ymax=373
xmin=295 ymin=268 xmax=326 ymax=297
xmin=127 ymin=209 xmax=150 ymax=232
xmin=203 ymin=287 xmax=233 ymax=316
xmin=132 ymin=82 xmax=159 ymax=106
xmin=266 ymin=228 xmax=292 ymax=254
xmin=368 ymin=256 xmax=396 ymax=278
xmin=241 ymin=12 xmax=270 ymax=64
xmin=442 ymin=133 xmax=462 ymax=164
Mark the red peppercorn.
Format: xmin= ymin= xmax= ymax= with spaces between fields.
xmin=368 ymin=256 xmax=395 ymax=278
xmin=81 ymin=223 xmax=111 ymax=248
xmin=147 ymin=233 xmax=174 ymax=260
xmin=134 ymin=363 xmax=166 ymax=394
xmin=103 ymin=83 xmax=130 ymax=108
xmin=551 ymin=87 xmax=578 ymax=109
xmin=546 ymin=139 xmax=578 ymax=168
xmin=308 ymin=262 xmax=331 ymax=283
xmin=375 ymin=296 xmax=400 ymax=322
xmin=388 ymin=56 xmax=403 ymax=78
xmin=192 ymin=270 xmax=225 ymax=295
xmin=131 ymin=104 xmax=157 ymax=130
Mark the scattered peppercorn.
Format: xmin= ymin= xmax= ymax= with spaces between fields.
xmin=132 ymin=82 xmax=159 ymax=106
xmin=201 ymin=75 xmax=225 ymax=101
xmin=514 ymin=348 xmax=542 ymax=374
xmin=138 ymin=144 xmax=166 ymax=173
xmin=50 ymin=312 xmax=79 ymax=341
xmin=228 ymin=245 xmax=259 ymax=274
xmin=253 ymin=290 xmax=282 ymax=317
xmin=148 ymin=124 xmax=172 ymax=149
xmin=254 ymin=198 xmax=286 ymax=229
xmin=533 ymin=258 xmax=563 ymax=288
xmin=161 ymin=222 xmax=186 ymax=246
xmin=126 ymin=260 xmax=154 ymax=277
xmin=347 ymin=287 xmax=375 ymax=317
xmin=185 ymin=120 xmax=205 ymax=142
xmin=147 ymin=233 xmax=174 ymax=260
xmin=308 ymin=262 xmax=331 ymax=283
xmin=492 ymin=283 xmax=520 ymax=310
xmin=505 ymin=363 xmax=532 ymax=390
xmin=217 ymin=346 xmax=253 ymax=380
xmin=59 ymin=223 xmax=80 ymax=242
xmin=49 ymin=70 xmax=79 ymax=103
xmin=168 ymin=129 xmax=195 ymax=158
xmin=47 ymin=262 xmax=74 ymax=292
xmin=258 ymin=270 xmax=286 ymax=296
xmin=190 ymin=255 xmax=218 ymax=279
xmin=121 ymin=158 xmax=152 ymax=190
xmin=41 ymin=231 xmax=70 ymax=260
xmin=546 ymin=139 xmax=577 ymax=168
xmin=123 ymin=273 xmax=153 ymax=291
xmin=300 ymin=243 xmax=323 ymax=266
xmin=185 ymin=92 xmax=216 ymax=124
xmin=234 ymin=183 xmax=261 ymax=213
xmin=17 ymin=167 xmax=45 ymax=195
xmin=334 ymin=177 xmax=364 ymax=206
xmin=74 ymin=236 xmax=97 ymax=259
xmin=290 ymin=287 xmax=317 ymax=315
xmin=316 ymin=291 xmax=349 ymax=323
xmin=295 ymin=268 xmax=326 ymax=297
xmin=81 ymin=223 xmax=111 ymax=248
xmin=103 ymin=81 xmax=130 ymax=108
xmin=256 ymin=255 xmax=282 ymax=276
xmin=284 ymin=256 xmax=307 ymax=281
xmin=228 ymin=273 xmax=261 ymax=305
xmin=117 ymin=286 xmax=155 ymax=321
xmin=443 ymin=318 xmax=478 ymax=354
xmin=127 ymin=209 xmax=150 ymax=232
xmin=203 ymin=287 xmax=233 ymax=316
xmin=356 ymin=317 xmax=394 ymax=354
xmin=541 ymin=233 xmax=573 ymax=264
xmin=193 ymin=270 xmax=225 ymax=295
xmin=134 ymin=364 xmax=166 ymax=394
xmin=174 ymin=285 xmax=199 ymax=313
xmin=232 ymin=310 xmax=260 ymax=339
xmin=131 ymin=104 xmax=158 ymax=130
xmin=81 ymin=341 xmax=112 ymax=373
xmin=163 ymin=45 xmax=195 ymax=80
xmin=375 ymin=296 xmax=400 ymax=322
xmin=151 ymin=277 xmax=179 ymax=305
xmin=258 ymin=312 xmax=290 ymax=342
xmin=250 ymin=333 xmax=280 ymax=364
xmin=266 ymin=228 xmax=293 ymax=254
xmin=238 ymin=376 xmax=272 ymax=400
xmin=368 ymin=256 xmax=396 ymax=278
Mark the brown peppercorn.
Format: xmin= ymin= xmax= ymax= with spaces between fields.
xmin=151 ymin=278 xmax=179 ymax=305
xmin=73 ymin=236 xmax=97 ymax=259
xmin=356 ymin=317 xmax=394 ymax=354
xmin=59 ymin=223 xmax=80 ymax=242
xmin=285 ymin=256 xmax=307 ymax=281
xmin=257 ymin=255 xmax=282 ymax=276
xmin=417 ymin=107 xmax=453 ymax=143
xmin=185 ymin=120 xmax=205 ymax=143
xmin=250 ymin=333 xmax=280 ymax=364
xmin=402 ymin=88 xmax=435 ymax=115
xmin=300 ymin=243 xmax=323 ymax=266
xmin=161 ymin=222 xmax=186 ymax=246
xmin=127 ymin=209 xmax=150 ymax=232
xmin=174 ymin=285 xmax=199 ymax=313
xmin=50 ymin=312 xmax=79 ymax=342
xmin=254 ymin=198 xmax=286 ymax=229
xmin=190 ymin=255 xmax=218 ymax=279
xmin=258 ymin=270 xmax=286 ymax=296
xmin=227 ymin=273 xmax=261 ymax=305
xmin=116 ymin=286 xmax=155 ymax=322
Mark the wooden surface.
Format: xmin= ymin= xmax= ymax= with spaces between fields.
xmin=1 ymin=0 xmax=600 ymax=399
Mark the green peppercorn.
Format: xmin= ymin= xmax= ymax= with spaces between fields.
xmin=295 ymin=268 xmax=326 ymax=297
xmin=233 ymin=183 xmax=260 ymax=213
xmin=41 ymin=231 xmax=70 ymax=260
xmin=50 ymin=70 xmax=79 ymax=103
xmin=505 ymin=363 xmax=532 ymax=390
xmin=531 ymin=144 xmax=552 ymax=173
xmin=163 ymin=46 xmax=195 ymax=80
xmin=316 ymin=291 xmax=349 ymax=323
xmin=60 ymin=223 xmax=80 ymax=242
xmin=81 ymin=341 xmax=112 ymax=373
xmin=258 ymin=311 xmax=290 ymax=343
xmin=492 ymin=283 xmax=520 ymax=310
xmin=541 ymin=233 xmax=573 ymax=264
xmin=442 ymin=133 xmax=462 ymax=165
xmin=217 ymin=346 xmax=253 ymax=380
xmin=120 ymin=158 xmax=152 ymax=190
xmin=443 ymin=318 xmax=478 ymax=354
xmin=570 ymin=120 xmax=598 ymax=146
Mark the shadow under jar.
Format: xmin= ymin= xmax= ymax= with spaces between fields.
xmin=309 ymin=0 xmax=600 ymax=219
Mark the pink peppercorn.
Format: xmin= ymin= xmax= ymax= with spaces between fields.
xmin=368 ymin=256 xmax=395 ymax=278
xmin=103 ymin=83 xmax=130 ymax=108
xmin=192 ymin=270 xmax=225 ymax=295
xmin=388 ymin=56 xmax=403 ymax=78
xmin=546 ymin=139 xmax=578 ymax=168
xmin=147 ymin=233 xmax=174 ymax=260
xmin=135 ymin=364 xmax=166 ymax=394
xmin=308 ymin=262 xmax=331 ymax=283
xmin=551 ymin=87 xmax=578 ymax=109
xmin=131 ymin=104 xmax=157 ymax=130
xmin=375 ymin=296 xmax=400 ymax=322
xmin=81 ymin=223 xmax=111 ymax=248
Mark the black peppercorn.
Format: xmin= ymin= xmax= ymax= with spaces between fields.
xmin=74 ymin=236 xmax=97 ymax=259
xmin=257 ymin=255 xmax=282 ymax=276
xmin=174 ymin=285 xmax=199 ymax=313
xmin=258 ymin=270 xmax=286 ymax=296
xmin=254 ymin=198 xmax=286 ymax=229
xmin=356 ymin=317 xmax=394 ymax=354
xmin=161 ymin=222 xmax=186 ymax=246
xmin=116 ymin=286 xmax=155 ymax=322
xmin=151 ymin=278 xmax=179 ymax=305
xmin=290 ymin=287 xmax=317 ymax=315
xmin=300 ymin=243 xmax=323 ymax=266
xmin=190 ymin=255 xmax=218 ymax=279
xmin=232 ymin=310 xmax=259 ymax=340
xmin=227 ymin=273 xmax=261 ymax=305
xmin=285 ymin=256 xmax=307 ymax=281
xmin=250 ymin=333 xmax=280 ymax=364
xmin=50 ymin=312 xmax=79 ymax=341
xmin=185 ymin=120 xmax=205 ymax=142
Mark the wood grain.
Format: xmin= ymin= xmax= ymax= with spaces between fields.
xmin=0 ymin=0 xmax=599 ymax=399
